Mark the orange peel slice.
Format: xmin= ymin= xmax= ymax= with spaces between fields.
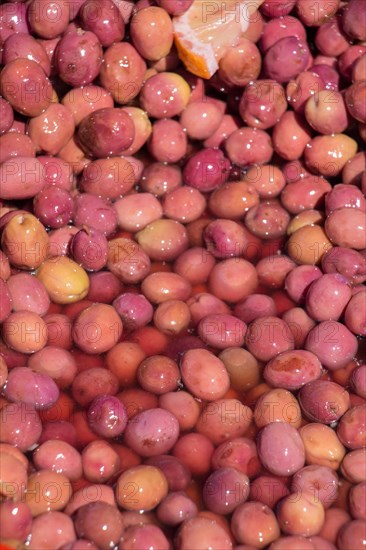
xmin=173 ymin=0 xmax=265 ymax=79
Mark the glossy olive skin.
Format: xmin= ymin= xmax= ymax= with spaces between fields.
xmin=77 ymin=108 xmax=135 ymax=158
